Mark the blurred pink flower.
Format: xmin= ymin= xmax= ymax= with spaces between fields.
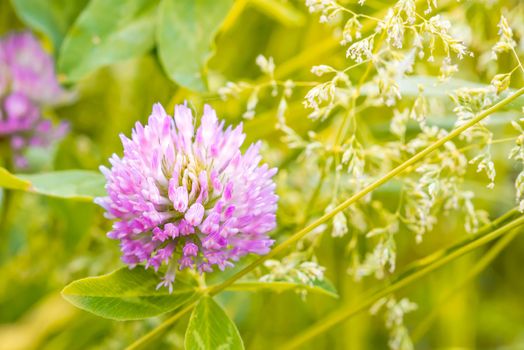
xmin=0 ymin=31 xmax=71 ymax=168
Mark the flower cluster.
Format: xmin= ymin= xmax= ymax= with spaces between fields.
xmin=95 ymin=103 xmax=278 ymax=291
xmin=371 ymin=296 xmax=418 ymax=350
xmin=0 ymin=31 xmax=70 ymax=168
xmin=260 ymin=252 xmax=325 ymax=286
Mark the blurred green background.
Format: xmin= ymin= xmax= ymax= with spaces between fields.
xmin=1 ymin=0 xmax=524 ymax=349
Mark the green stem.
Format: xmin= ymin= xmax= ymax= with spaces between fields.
xmin=399 ymin=207 xmax=519 ymax=275
xmin=280 ymin=214 xmax=524 ymax=350
xmin=0 ymin=144 xmax=14 ymax=254
xmin=304 ymin=161 xmax=328 ymax=222
xmin=125 ymin=87 xmax=524 ymax=350
xmin=410 ymin=228 xmax=521 ymax=343
xmin=125 ymin=299 xmax=199 ymax=350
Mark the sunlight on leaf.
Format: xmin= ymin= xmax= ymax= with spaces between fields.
xmin=0 ymin=167 xmax=31 ymax=191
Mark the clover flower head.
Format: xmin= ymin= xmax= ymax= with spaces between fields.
xmin=95 ymin=103 xmax=278 ymax=291
xmin=0 ymin=31 xmax=71 ymax=168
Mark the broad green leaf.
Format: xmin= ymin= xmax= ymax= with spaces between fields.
xmin=156 ymin=0 xmax=234 ymax=91
xmin=0 ymin=168 xmax=105 ymax=201
xmin=11 ymin=0 xmax=88 ymax=50
xmin=185 ymin=296 xmax=244 ymax=350
xmin=19 ymin=170 xmax=105 ymax=201
xmin=62 ymin=267 xmax=197 ymax=320
xmin=0 ymin=167 xmax=31 ymax=191
xmin=227 ymin=278 xmax=338 ymax=298
xmin=58 ymin=0 xmax=158 ymax=82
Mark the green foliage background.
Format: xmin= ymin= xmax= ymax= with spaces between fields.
xmin=1 ymin=0 xmax=524 ymax=349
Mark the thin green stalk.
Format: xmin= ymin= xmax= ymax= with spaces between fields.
xmin=125 ymin=87 xmax=524 ymax=350
xmin=331 ymin=28 xmax=386 ymax=201
xmin=220 ymin=0 xmax=249 ymax=32
xmin=304 ymin=162 xmax=328 ymax=222
xmin=0 ymin=144 xmax=15 ymax=256
xmin=410 ymin=228 xmax=521 ymax=343
xmin=280 ymin=215 xmax=524 ymax=350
